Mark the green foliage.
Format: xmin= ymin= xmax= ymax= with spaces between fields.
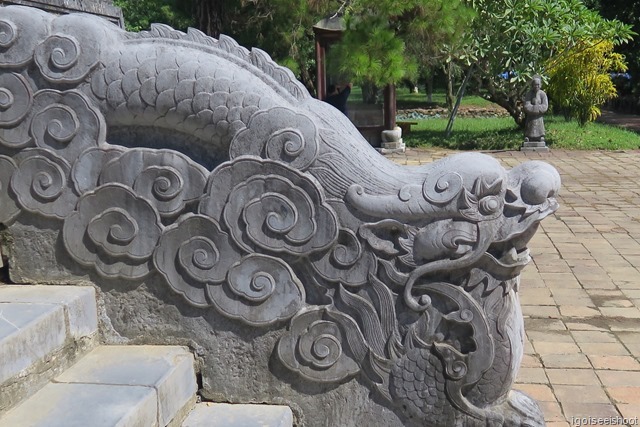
xmin=589 ymin=1 xmax=640 ymax=97
xmin=546 ymin=40 xmax=626 ymax=125
xmin=114 ymin=0 xmax=193 ymax=32
xmin=329 ymin=17 xmax=411 ymax=87
xmin=463 ymin=0 xmax=634 ymax=126
xmin=329 ymin=0 xmax=473 ymax=89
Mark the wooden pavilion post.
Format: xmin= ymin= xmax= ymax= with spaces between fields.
xmin=384 ymin=84 xmax=397 ymax=130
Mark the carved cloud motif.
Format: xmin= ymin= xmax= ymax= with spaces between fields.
xmin=10 ymin=148 xmax=78 ymax=220
xmin=0 ymin=73 xmax=34 ymax=150
xmin=0 ymin=7 xmax=52 ymax=68
xmin=33 ymin=13 xmax=111 ymax=85
xmin=154 ymin=214 xmax=243 ymax=308
xmin=99 ymin=148 xmax=208 ymax=219
xmin=200 ymin=157 xmax=338 ymax=257
xmin=63 ymin=183 xmax=163 ymax=279
xmin=29 ymin=90 xmax=106 ymax=161
xmin=229 ymin=107 xmax=319 ymax=170
xmin=277 ymin=307 xmax=361 ymax=382
xmin=208 ymin=253 xmax=305 ymax=326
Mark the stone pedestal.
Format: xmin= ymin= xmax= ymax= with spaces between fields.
xmin=521 ymin=140 xmax=549 ymax=152
xmin=378 ymin=127 xmax=405 ymax=154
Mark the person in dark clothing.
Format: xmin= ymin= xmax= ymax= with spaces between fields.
xmin=324 ymin=83 xmax=352 ymax=116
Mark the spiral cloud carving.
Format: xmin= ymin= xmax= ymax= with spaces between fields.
xmin=63 ymin=183 xmax=163 ymax=279
xmin=10 ymin=149 xmax=78 ymax=220
xmin=200 ymin=157 xmax=338 ymax=256
xmin=277 ymin=307 xmax=360 ymax=382
xmin=229 ymin=107 xmax=319 ymax=170
xmin=154 ymin=214 xmax=243 ymax=307
xmin=30 ymin=90 xmax=106 ymax=161
xmin=208 ymin=254 xmax=305 ymax=326
xmin=100 ymin=148 xmax=208 ymax=219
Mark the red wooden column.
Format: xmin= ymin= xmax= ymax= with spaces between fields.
xmin=315 ymin=38 xmax=327 ymax=100
xmin=384 ymin=84 xmax=397 ymax=130
xmin=313 ymin=17 xmax=345 ymax=101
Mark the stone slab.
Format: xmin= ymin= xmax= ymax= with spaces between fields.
xmin=182 ymin=403 xmax=293 ymax=427
xmin=0 ymin=285 xmax=98 ymax=338
xmin=0 ymin=302 xmax=65 ymax=384
xmin=56 ymin=345 xmax=197 ymax=426
xmin=521 ymin=146 xmax=550 ymax=152
xmin=0 ymin=382 xmax=156 ymax=427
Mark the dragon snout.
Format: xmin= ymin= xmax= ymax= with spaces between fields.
xmin=510 ymin=161 xmax=561 ymax=206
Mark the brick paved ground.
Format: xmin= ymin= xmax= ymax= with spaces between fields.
xmin=387 ymin=148 xmax=640 ymax=426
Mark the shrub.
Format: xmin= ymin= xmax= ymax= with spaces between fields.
xmin=546 ymin=39 xmax=627 ymax=125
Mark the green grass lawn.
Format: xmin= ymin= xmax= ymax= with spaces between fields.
xmin=346 ymin=85 xmax=640 ymax=150
xmin=404 ymin=115 xmax=640 ymax=151
xmin=349 ymin=85 xmax=494 ymax=108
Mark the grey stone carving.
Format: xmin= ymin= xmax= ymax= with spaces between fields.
xmin=0 ymin=5 xmax=562 ymax=426
xmin=522 ymin=75 xmax=549 ymax=151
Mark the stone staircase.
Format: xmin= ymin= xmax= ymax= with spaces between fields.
xmin=0 ymin=284 xmax=293 ymax=427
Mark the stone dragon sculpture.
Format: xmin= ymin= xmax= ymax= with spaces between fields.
xmin=0 ymin=6 xmax=560 ymax=426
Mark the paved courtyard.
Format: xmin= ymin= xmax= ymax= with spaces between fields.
xmin=387 ymin=148 xmax=640 ymax=426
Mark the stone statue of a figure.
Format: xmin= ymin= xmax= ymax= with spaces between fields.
xmin=523 ymin=76 xmax=548 ymax=142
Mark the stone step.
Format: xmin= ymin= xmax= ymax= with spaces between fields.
xmin=182 ymin=403 xmax=293 ymax=427
xmin=0 ymin=345 xmax=198 ymax=427
xmin=0 ymin=285 xmax=98 ymax=412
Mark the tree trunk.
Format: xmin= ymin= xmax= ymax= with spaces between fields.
xmin=194 ymin=0 xmax=225 ymax=38
xmin=425 ymin=73 xmax=434 ymax=104
xmin=444 ymin=62 xmax=456 ymax=111
xmin=485 ymin=79 xmax=526 ymax=128
xmin=362 ymin=82 xmax=379 ymax=104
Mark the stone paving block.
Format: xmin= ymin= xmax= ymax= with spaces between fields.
xmin=624 ymin=343 xmax=640 ymax=358
xmin=519 ymin=289 xmax=555 ymax=305
xmin=616 ymin=403 xmax=640 ymax=419
xmin=514 ymin=384 xmax=557 ymax=402
xmin=561 ymin=402 xmax=623 ymax=422
xmin=0 ymin=285 xmax=97 ymax=338
xmin=536 ymin=401 xmax=565 ymax=423
xmin=541 ymin=274 xmax=582 ymax=288
xmin=182 ymin=403 xmax=293 ymax=427
xmin=521 ymin=354 xmax=543 ymax=368
xmin=606 ymin=386 xmax=640 ymax=405
xmin=596 ymin=370 xmax=640 ymax=387
xmin=565 ymin=321 xmax=609 ymax=332
xmin=553 ymin=385 xmax=611 ymax=404
xmin=533 ymin=342 xmax=582 ymax=356
xmin=609 ymin=321 xmax=640 ymax=333
xmin=587 ymin=355 xmax=640 ymax=371
xmin=528 ymin=331 xmax=575 ymax=343
xmin=623 ymin=290 xmax=640 ymax=299
xmin=0 ymin=302 xmax=65 ymax=385
xmin=599 ymin=307 xmax=640 ymax=319
xmin=541 ymin=353 xmax=592 ymax=369
xmin=522 ymin=305 xmax=561 ymax=318
xmin=617 ymin=332 xmax=640 ymax=344
xmin=515 ymin=367 xmax=548 ymax=384
xmin=525 ymin=318 xmax=568 ymax=332
xmin=578 ymin=342 xmax=631 ymax=357
xmin=560 ymin=306 xmax=602 ymax=318
xmin=56 ymin=345 xmax=197 ymax=426
xmin=571 ymin=331 xmax=618 ymax=343
xmin=0 ymin=383 xmax=156 ymax=427
xmin=545 ymin=369 xmax=601 ymax=386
